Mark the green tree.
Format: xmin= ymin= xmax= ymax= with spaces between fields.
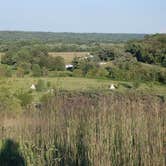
xmin=17 ymin=62 xmax=31 ymax=74
xmin=97 ymin=48 xmax=115 ymax=61
xmin=32 ymin=64 xmax=42 ymax=77
xmin=49 ymin=56 xmax=65 ymax=71
xmin=36 ymin=79 xmax=47 ymax=92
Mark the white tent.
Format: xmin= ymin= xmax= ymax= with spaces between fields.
xmin=109 ymin=84 xmax=116 ymax=90
xmin=30 ymin=84 xmax=36 ymax=90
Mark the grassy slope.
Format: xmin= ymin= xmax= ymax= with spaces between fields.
xmin=0 ymin=77 xmax=165 ymax=102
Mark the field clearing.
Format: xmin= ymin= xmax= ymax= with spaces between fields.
xmin=0 ymin=77 xmax=165 ymax=102
xmin=49 ymin=52 xmax=89 ymax=64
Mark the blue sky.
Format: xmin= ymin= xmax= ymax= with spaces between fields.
xmin=0 ymin=0 xmax=165 ymax=33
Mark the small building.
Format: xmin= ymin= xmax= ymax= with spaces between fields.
xmin=30 ymin=84 xmax=36 ymax=90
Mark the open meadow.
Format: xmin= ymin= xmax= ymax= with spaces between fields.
xmin=0 ymin=77 xmax=166 ymax=102
xmin=49 ymin=52 xmax=88 ymax=64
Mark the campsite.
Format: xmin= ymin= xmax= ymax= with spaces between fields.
xmin=0 ymin=0 xmax=166 ymax=165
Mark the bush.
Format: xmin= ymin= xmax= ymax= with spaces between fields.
xmin=96 ymin=48 xmax=115 ymax=61
xmin=36 ymin=79 xmax=47 ymax=92
xmin=86 ymin=68 xmax=109 ymax=78
xmin=16 ymin=91 xmax=33 ymax=107
xmin=107 ymin=62 xmax=166 ymax=83
xmin=0 ymin=65 xmax=12 ymax=77
xmin=48 ymin=56 xmax=65 ymax=71
xmin=32 ymin=64 xmax=42 ymax=77
xmin=17 ymin=62 xmax=31 ymax=74
xmin=125 ymin=34 xmax=166 ymax=66
xmin=0 ymin=88 xmax=21 ymax=112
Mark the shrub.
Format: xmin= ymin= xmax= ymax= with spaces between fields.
xmin=32 ymin=64 xmax=42 ymax=77
xmin=17 ymin=62 xmax=31 ymax=74
xmin=16 ymin=91 xmax=33 ymax=107
xmin=36 ymin=79 xmax=47 ymax=92
xmin=0 ymin=88 xmax=21 ymax=112
xmin=96 ymin=48 xmax=115 ymax=61
xmin=86 ymin=68 xmax=109 ymax=78
xmin=0 ymin=65 xmax=12 ymax=77
xmin=48 ymin=56 xmax=65 ymax=71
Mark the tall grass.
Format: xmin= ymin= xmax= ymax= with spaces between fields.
xmin=0 ymin=91 xmax=165 ymax=166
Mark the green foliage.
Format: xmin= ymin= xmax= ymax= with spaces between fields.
xmin=107 ymin=61 xmax=166 ymax=83
xmin=36 ymin=79 xmax=47 ymax=92
xmin=0 ymin=65 xmax=12 ymax=77
xmin=86 ymin=67 xmax=109 ymax=78
xmin=96 ymin=48 xmax=115 ymax=61
xmin=32 ymin=64 xmax=42 ymax=77
xmin=1 ymin=45 xmax=65 ymax=73
xmin=0 ymin=31 xmax=145 ymax=45
xmin=49 ymin=56 xmax=65 ymax=71
xmin=126 ymin=34 xmax=166 ymax=66
xmin=72 ymin=57 xmax=81 ymax=69
xmin=17 ymin=62 xmax=31 ymax=75
xmin=16 ymin=91 xmax=33 ymax=107
xmin=79 ymin=61 xmax=99 ymax=76
xmin=0 ymin=87 xmax=21 ymax=112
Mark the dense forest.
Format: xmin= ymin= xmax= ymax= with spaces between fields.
xmin=126 ymin=34 xmax=166 ymax=67
xmin=0 ymin=31 xmax=145 ymax=52
xmin=0 ymin=31 xmax=145 ymax=43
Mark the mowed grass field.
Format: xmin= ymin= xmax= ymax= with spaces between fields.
xmin=49 ymin=52 xmax=88 ymax=64
xmin=0 ymin=77 xmax=166 ymax=102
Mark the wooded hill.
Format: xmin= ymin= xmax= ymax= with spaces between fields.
xmin=0 ymin=31 xmax=145 ymax=44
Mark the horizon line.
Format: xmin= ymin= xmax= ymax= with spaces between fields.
xmin=0 ymin=29 xmax=152 ymax=35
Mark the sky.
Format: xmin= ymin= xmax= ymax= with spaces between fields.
xmin=0 ymin=0 xmax=165 ymax=33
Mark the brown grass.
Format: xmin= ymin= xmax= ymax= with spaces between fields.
xmin=49 ymin=52 xmax=88 ymax=64
xmin=0 ymin=91 xmax=165 ymax=166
